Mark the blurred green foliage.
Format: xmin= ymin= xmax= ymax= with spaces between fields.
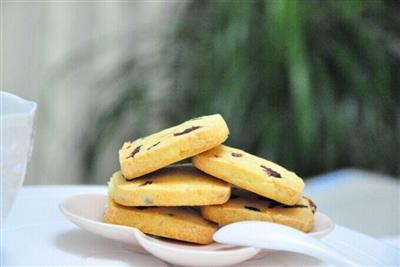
xmin=82 ymin=0 xmax=399 ymax=180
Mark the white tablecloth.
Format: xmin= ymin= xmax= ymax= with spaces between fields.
xmin=1 ymin=186 xmax=399 ymax=266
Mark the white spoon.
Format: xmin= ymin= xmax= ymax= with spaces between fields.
xmin=214 ymin=221 xmax=359 ymax=266
xmin=60 ymin=194 xmax=334 ymax=266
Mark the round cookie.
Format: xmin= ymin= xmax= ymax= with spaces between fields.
xmin=119 ymin=114 xmax=229 ymax=179
xmin=192 ymin=145 xmax=304 ymax=205
xmin=104 ymin=200 xmax=217 ymax=244
xmin=201 ymin=193 xmax=316 ymax=233
xmin=108 ymin=164 xmax=231 ymax=206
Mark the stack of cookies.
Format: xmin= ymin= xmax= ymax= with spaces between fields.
xmin=104 ymin=114 xmax=316 ymax=245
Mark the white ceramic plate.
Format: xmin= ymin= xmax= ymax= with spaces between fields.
xmin=60 ymin=194 xmax=334 ymax=266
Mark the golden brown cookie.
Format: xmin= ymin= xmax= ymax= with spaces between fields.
xmin=201 ymin=193 xmax=316 ymax=232
xmin=108 ymin=164 xmax=231 ymax=206
xmin=119 ymin=114 xmax=229 ymax=179
xmin=193 ymin=145 xmax=304 ymax=205
xmin=104 ymin=200 xmax=217 ymax=244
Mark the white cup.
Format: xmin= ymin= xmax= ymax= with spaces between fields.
xmin=1 ymin=91 xmax=36 ymax=220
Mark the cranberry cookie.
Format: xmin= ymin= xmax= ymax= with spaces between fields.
xmin=193 ymin=145 xmax=304 ymax=205
xmin=108 ymin=164 xmax=230 ymax=206
xmin=119 ymin=114 xmax=229 ymax=179
xmin=104 ymin=199 xmax=217 ymax=244
xmin=201 ymin=194 xmax=316 ymax=232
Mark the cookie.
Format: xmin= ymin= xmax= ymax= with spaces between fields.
xmin=119 ymin=114 xmax=229 ymax=179
xmin=108 ymin=164 xmax=231 ymax=206
xmin=104 ymin=200 xmax=217 ymax=244
xmin=192 ymin=145 xmax=304 ymax=205
xmin=201 ymin=193 xmax=316 ymax=232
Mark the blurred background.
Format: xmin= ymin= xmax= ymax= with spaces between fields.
xmin=2 ymin=1 xmax=399 ymax=237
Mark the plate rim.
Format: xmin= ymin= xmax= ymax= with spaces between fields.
xmin=60 ymin=193 xmax=335 ymax=253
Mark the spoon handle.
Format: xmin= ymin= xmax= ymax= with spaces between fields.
xmin=214 ymin=221 xmax=362 ymax=266
xmin=281 ymin=238 xmax=359 ymax=266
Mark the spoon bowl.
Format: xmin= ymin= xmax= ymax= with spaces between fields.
xmin=60 ymin=194 xmax=334 ymax=266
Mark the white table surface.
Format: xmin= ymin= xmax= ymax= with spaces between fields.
xmin=1 ymin=186 xmax=399 ymax=266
